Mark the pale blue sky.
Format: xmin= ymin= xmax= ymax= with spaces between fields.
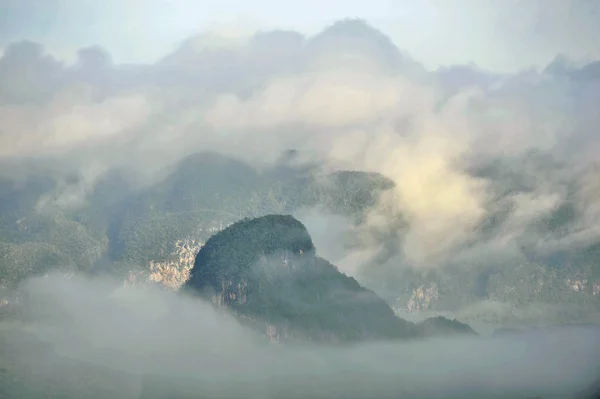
xmin=1 ymin=0 xmax=599 ymax=72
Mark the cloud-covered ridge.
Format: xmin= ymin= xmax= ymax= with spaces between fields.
xmin=1 ymin=18 xmax=600 ymax=277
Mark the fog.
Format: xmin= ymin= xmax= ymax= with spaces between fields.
xmin=1 ymin=273 xmax=598 ymax=398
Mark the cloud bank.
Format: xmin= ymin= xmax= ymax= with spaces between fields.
xmin=2 ymin=274 xmax=599 ymax=398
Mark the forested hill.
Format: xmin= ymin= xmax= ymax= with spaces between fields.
xmin=184 ymin=214 xmax=474 ymax=342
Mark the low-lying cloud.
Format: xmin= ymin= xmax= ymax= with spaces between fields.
xmin=2 ymin=273 xmax=599 ymax=398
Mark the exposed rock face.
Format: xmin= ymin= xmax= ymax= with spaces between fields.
xmin=406 ymin=283 xmax=439 ymax=312
xmin=184 ymin=214 xmax=473 ymax=342
xmin=567 ymin=278 xmax=588 ymax=292
xmin=148 ymin=238 xmax=204 ymax=290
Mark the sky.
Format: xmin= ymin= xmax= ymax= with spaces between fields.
xmin=1 ymin=0 xmax=599 ymax=72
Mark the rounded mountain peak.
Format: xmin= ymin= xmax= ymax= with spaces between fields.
xmin=184 ymin=214 xmax=315 ymax=294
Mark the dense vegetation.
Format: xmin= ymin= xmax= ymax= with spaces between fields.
xmin=0 ymin=152 xmax=392 ymax=288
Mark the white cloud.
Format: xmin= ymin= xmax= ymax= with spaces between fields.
xmin=0 ymin=84 xmax=151 ymax=158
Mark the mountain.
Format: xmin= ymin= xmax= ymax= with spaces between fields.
xmin=2 ymin=149 xmax=599 ymax=327
xmin=0 ymin=151 xmax=395 ymax=289
xmin=103 ymin=153 xmax=394 ymax=274
xmin=184 ymin=214 xmax=474 ymax=342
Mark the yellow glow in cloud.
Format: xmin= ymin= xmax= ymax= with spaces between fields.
xmin=355 ymin=123 xmax=487 ymax=266
xmin=205 ymin=72 xmax=488 ymax=266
